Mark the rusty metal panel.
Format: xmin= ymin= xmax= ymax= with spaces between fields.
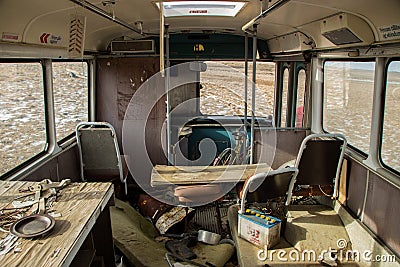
xmin=96 ymin=58 xmax=121 ymax=146
xmin=96 ymin=57 xmax=161 ymax=155
xmin=96 ymin=57 xmax=168 ymax=186
xmin=346 ymin=159 xmax=367 ymax=217
xmin=115 ymin=58 xmax=159 ymax=120
xmin=363 ymin=172 xmax=400 ymax=256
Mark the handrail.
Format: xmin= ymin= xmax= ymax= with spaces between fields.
xmin=69 ymin=0 xmax=144 ymax=36
xmin=242 ymin=0 xmax=291 ymax=33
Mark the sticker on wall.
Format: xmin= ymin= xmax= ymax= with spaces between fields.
xmin=379 ymin=24 xmax=400 ymax=40
xmin=39 ymin=32 xmax=62 ymax=45
xmin=2 ymin=32 xmax=21 ymax=42
xmin=68 ymin=14 xmax=86 ymax=58
xmin=194 ymin=43 xmax=205 ymax=52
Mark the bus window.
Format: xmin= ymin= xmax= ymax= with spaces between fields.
xmin=295 ymin=69 xmax=306 ymax=128
xmin=0 ymin=62 xmax=46 ymax=176
xmin=323 ymin=61 xmax=375 ymax=154
xmin=200 ymin=61 xmax=275 ymax=118
xmin=382 ymin=61 xmax=400 ymax=172
xmin=255 ymin=61 xmax=275 ymax=117
xmin=280 ymin=68 xmax=289 ymax=127
xmin=53 ymin=62 xmax=88 ymax=142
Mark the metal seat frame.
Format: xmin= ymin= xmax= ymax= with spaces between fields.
xmin=288 ymin=133 xmax=347 ymax=200
xmin=239 ymin=167 xmax=298 ymax=214
xmin=76 ymin=121 xmax=127 ymax=194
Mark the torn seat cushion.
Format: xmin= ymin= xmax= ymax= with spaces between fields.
xmin=285 ymin=205 xmax=352 ymax=255
xmin=110 ymin=198 xmax=235 ymax=267
xmin=174 ymin=184 xmax=222 ymax=203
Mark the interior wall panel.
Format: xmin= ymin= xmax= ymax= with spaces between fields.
xmin=26 ymin=146 xmax=80 ymax=182
xmin=96 ymin=57 xmax=160 ymax=155
xmin=346 ymin=159 xmax=368 ymax=217
xmin=363 ymin=172 xmax=400 ymax=257
xmin=96 ymin=57 xmax=166 ymax=182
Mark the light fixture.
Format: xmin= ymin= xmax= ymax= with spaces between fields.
xmin=155 ymin=1 xmax=247 ymax=17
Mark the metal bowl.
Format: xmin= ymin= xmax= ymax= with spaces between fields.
xmin=197 ymin=230 xmax=221 ymax=245
xmin=10 ymin=214 xmax=55 ymax=238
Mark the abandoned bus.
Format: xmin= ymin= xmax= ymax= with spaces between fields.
xmin=0 ymin=0 xmax=399 ymax=266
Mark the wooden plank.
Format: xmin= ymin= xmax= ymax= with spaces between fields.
xmin=151 ymin=163 xmax=271 ymax=186
xmin=338 ymin=159 xmax=348 ymax=205
xmin=0 ymin=181 xmax=28 ymax=199
xmin=0 ymin=181 xmax=113 ymax=267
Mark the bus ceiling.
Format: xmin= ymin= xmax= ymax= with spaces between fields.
xmin=0 ymin=0 xmax=400 ymax=57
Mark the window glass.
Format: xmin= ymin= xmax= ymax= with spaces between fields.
xmin=53 ymin=62 xmax=88 ymax=142
xmin=280 ymin=68 xmax=289 ymax=127
xmin=0 ymin=62 xmax=46 ymax=176
xmin=200 ymin=61 xmax=275 ymax=118
xmin=323 ymin=61 xmax=375 ymax=153
xmin=295 ymin=69 xmax=306 ymax=127
xmin=382 ymin=61 xmax=400 ymax=171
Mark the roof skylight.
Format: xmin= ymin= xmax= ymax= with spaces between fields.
xmin=155 ymin=1 xmax=247 ymax=17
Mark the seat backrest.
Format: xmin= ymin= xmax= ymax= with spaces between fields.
xmin=293 ymin=133 xmax=347 ymax=197
xmin=239 ymin=167 xmax=298 ymax=214
xmin=76 ymin=122 xmax=123 ymax=181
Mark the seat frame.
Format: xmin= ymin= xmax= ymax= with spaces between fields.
xmin=239 ymin=167 xmax=298 ymax=214
xmin=76 ymin=121 xmax=127 ymax=194
xmin=291 ymin=133 xmax=347 ymax=199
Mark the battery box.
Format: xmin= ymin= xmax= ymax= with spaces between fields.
xmin=238 ymin=208 xmax=281 ymax=249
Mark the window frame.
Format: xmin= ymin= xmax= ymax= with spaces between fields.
xmin=52 ymin=59 xmax=90 ymax=145
xmin=322 ymin=59 xmax=376 ymax=157
xmin=292 ymin=64 xmax=307 ymax=128
xmin=379 ymin=58 xmax=400 ymax=175
xmin=280 ymin=66 xmax=290 ymax=127
xmin=0 ymin=58 xmax=93 ymax=180
xmin=275 ymin=61 xmax=307 ymax=128
xmin=0 ymin=59 xmax=48 ymax=178
xmin=198 ymin=60 xmax=276 ymax=118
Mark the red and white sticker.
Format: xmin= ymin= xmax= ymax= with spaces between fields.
xmin=40 ymin=33 xmax=62 ymax=45
xmin=2 ymin=32 xmax=20 ymax=42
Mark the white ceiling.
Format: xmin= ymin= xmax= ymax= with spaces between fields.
xmin=0 ymin=0 xmax=399 ymax=52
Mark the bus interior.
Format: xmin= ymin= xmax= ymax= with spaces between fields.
xmin=0 ymin=0 xmax=399 ymax=266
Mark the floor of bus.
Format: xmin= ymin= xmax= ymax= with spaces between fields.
xmin=111 ymin=197 xmax=237 ymax=267
xmin=113 ymin=187 xmax=320 ymax=267
xmin=111 ymin=183 xmax=398 ymax=267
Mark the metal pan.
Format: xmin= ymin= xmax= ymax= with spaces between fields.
xmin=197 ymin=230 xmax=221 ymax=245
xmin=10 ymin=214 xmax=55 ymax=238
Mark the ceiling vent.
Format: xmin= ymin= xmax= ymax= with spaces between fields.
xmin=111 ymin=40 xmax=154 ymax=53
xmin=321 ymin=13 xmax=374 ymax=45
xmin=268 ymin=32 xmax=314 ymax=53
xmin=322 ymin=28 xmax=361 ymax=45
